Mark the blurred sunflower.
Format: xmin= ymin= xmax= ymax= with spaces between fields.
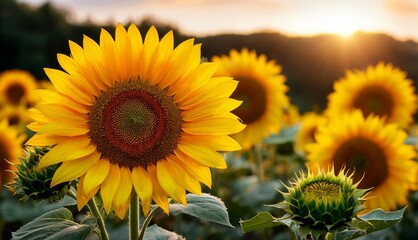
xmin=0 ymin=104 xmax=31 ymax=131
xmin=307 ymin=110 xmax=417 ymax=212
xmin=26 ymin=24 xmax=245 ymax=218
xmin=212 ymin=49 xmax=289 ymax=149
xmin=326 ymin=63 xmax=417 ymax=128
xmin=281 ymin=104 xmax=300 ymax=127
xmin=0 ymin=120 xmax=26 ymax=188
xmin=0 ymin=69 xmax=37 ymax=106
xmin=294 ymin=112 xmax=326 ymax=154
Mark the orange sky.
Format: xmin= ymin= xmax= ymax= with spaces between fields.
xmin=18 ymin=0 xmax=418 ymax=40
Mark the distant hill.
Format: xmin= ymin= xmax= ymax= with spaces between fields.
xmin=198 ymin=32 xmax=418 ymax=112
xmin=2 ymin=0 xmax=418 ymax=112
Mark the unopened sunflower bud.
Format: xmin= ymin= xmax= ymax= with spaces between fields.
xmin=280 ymin=168 xmax=368 ymax=230
xmin=8 ymin=146 xmax=73 ymax=203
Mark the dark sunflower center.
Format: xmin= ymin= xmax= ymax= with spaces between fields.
xmin=306 ymin=127 xmax=317 ymax=144
xmin=333 ymin=137 xmax=388 ymax=189
xmin=232 ymin=76 xmax=267 ymax=124
xmin=6 ymin=83 xmax=26 ymax=105
xmin=352 ymin=86 xmax=393 ymax=118
xmin=303 ymin=181 xmax=341 ymax=204
xmin=8 ymin=114 xmax=21 ymax=126
xmin=88 ymin=80 xmax=182 ymax=169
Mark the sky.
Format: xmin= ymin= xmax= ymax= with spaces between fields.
xmin=17 ymin=0 xmax=418 ymax=40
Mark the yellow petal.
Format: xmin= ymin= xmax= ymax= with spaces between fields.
xmin=182 ymin=98 xmax=242 ymax=121
xmin=51 ymin=152 xmax=99 ymax=187
xmin=56 ymin=54 xmax=99 ymax=95
xmin=112 ymin=167 xmax=132 ymax=219
xmin=100 ymin=163 xmax=121 ymax=213
xmin=178 ymin=144 xmax=227 ymax=169
xmin=36 ymin=104 xmax=87 ymax=123
xmin=174 ymin=148 xmax=212 ymax=188
xmin=33 ymin=89 xmax=89 ymax=113
xmin=44 ymin=68 xmax=93 ymax=106
xmin=147 ymin=165 xmax=169 ymax=214
xmin=157 ymin=160 xmax=187 ymax=205
xmin=182 ymin=117 xmax=245 ymax=136
xmin=127 ymin=24 xmax=143 ymax=78
xmin=25 ymin=133 xmax=66 ymax=146
xmin=139 ymin=26 xmax=159 ymax=81
xmin=166 ymin=155 xmax=201 ymax=194
xmin=83 ymin=157 xmax=111 ymax=196
xmin=99 ymin=28 xmax=118 ymax=86
xmin=180 ymin=134 xmax=242 ymax=152
xmin=115 ymin=23 xmax=132 ymax=81
xmin=37 ymin=122 xmax=89 ymax=137
xmin=77 ymin=175 xmax=99 ymax=210
xmin=39 ymin=138 xmax=96 ymax=168
xmin=132 ymin=166 xmax=153 ymax=216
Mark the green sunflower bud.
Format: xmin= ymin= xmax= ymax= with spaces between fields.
xmin=7 ymin=146 xmax=72 ymax=203
xmin=280 ymin=168 xmax=368 ymax=230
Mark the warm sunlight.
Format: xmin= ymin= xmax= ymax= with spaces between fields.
xmin=285 ymin=3 xmax=379 ymax=38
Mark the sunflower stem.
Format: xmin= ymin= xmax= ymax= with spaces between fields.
xmin=130 ymin=190 xmax=140 ymax=240
xmin=138 ymin=205 xmax=159 ymax=240
xmin=254 ymin=144 xmax=264 ymax=182
xmin=87 ymin=196 xmax=109 ymax=240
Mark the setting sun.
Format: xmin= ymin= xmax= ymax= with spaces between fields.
xmin=278 ymin=1 xmax=381 ymax=38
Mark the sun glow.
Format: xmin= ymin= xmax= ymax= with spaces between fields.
xmin=281 ymin=2 xmax=380 ymax=38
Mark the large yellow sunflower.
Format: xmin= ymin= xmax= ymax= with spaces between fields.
xmin=26 ymin=24 xmax=245 ymax=218
xmin=326 ymin=63 xmax=417 ymax=128
xmin=306 ymin=110 xmax=417 ymax=212
xmin=0 ymin=69 xmax=37 ymax=106
xmin=211 ymin=49 xmax=289 ymax=149
xmin=0 ymin=120 xmax=26 ymax=188
xmin=294 ymin=112 xmax=326 ymax=154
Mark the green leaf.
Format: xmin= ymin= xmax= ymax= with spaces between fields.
xmin=143 ymin=225 xmax=184 ymax=240
xmin=263 ymin=125 xmax=299 ymax=145
xmin=44 ymin=225 xmax=92 ymax=240
xmin=230 ymin=176 xmax=281 ymax=210
xmin=240 ymin=212 xmax=293 ymax=233
xmin=12 ymin=207 xmax=93 ymax=240
xmin=335 ymin=229 xmax=365 ymax=240
xmin=169 ymin=193 xmax=233 ymax=227
xmin=352 ymin=207 xmax=406 ymax=234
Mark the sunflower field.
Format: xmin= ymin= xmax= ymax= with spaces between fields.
xmin=0 ymin=0 xmax=417 ymax=239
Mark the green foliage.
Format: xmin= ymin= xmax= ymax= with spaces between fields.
xmin=144 ymin=225 xmax=184 ymax=240
xmin=11 ymin=207 xmax=93 ymax=240
xmin=169 ymin=193 xmax=233 ymax=227
xmin=240 ymin=207 xmax=406 ymax=240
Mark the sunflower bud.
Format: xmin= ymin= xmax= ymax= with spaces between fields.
xmin=8 ymin=146 xmax=72 ymax=203
xmin=280 ymin=168 xmax=368 ymax=230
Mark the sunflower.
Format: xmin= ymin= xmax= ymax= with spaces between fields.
xmin=0 ymin=120 xmax=26 ymax=188
xmin=0 ymin=104 xmax=31 ymax=132
xmin=294 ymin=112 xmax=326 ymax=154
xmin=306 ymin=110 xmax=417 ymax=212
xmin=211 ymin=49 xmax=289 ymax=149
xmin=0 ymin=69 xmax=37 ymax=106
xmin=282 ymin=104 xmax=300 ymax=127
xmin=26 ymin=24 xmax=245 ymax=219
xmin=326 ymin=62 xmax=417 ymax=128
